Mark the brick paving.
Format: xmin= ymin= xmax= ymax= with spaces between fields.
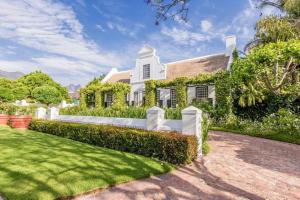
xmin=69 ymin=131 xmax=300 ymax=200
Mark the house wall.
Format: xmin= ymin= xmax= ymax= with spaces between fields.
xmin=187 ymin=85 xmax=216 ymax=106
xmin=130 ymin=46 xmax=167 ymax=105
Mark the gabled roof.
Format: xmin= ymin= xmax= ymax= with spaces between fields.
xmin=106 ymin=71 xmax=131 ymax=83
xmin=166 ymin=53 xmax=229 ymax=80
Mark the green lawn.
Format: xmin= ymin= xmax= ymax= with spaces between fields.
xmin=210 ymin=127 xmax=300 ymax=145
xmin=0 ymin=126 xmax=174 ymax=200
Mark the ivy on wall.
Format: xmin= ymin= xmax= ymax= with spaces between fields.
xmin=79 ymin=82 xmax=130 ymax=109
xmin=144 ymin=71 xmax=231 ymax=117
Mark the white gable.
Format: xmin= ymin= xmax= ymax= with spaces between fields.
xmin=131 ymin=45 xmax=166 ymax=83
xmin=138 ymin=45 xmax=156 ymax=58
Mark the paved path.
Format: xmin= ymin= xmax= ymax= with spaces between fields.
xmin=71 ymin=131 xmax=300 ymax=200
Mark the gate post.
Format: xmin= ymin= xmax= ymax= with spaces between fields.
xmin=181 ymin=106 xmax=203 ymax=156
xmin=146 ymin=106 xmax=165 ymax=131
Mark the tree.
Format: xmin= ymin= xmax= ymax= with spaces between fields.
xmin=17 ymin=71 xmax=69 ymax=100
xmin=0 ymin=87 xmax=14 ymax=102
xmin=145 ymin=0 xmax=189 ymax=25
xmin=86 ymin=74 xmax=106 ymax=87
xmin=232 ymin=40 xmax=300 ymax=107
xmin=245 ymin=0 xmax=300 ymax=50
xmin=32 ymin=86 xmax=63 ymax=105
xmin=12 ymin=86 xmax=30 ymax=100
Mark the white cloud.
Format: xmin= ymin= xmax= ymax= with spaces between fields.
xmin=161 ymin=26 xmax=209 ymax=46
xmin=96 ymin=24 xmax=105 ymax=32
xmin=106 ymin=21 xmax=144 ymax=37
xmin=201 ymin=20 xmax=213 ymax=32
xmin=0 ymin=0 xmax=125 ymax=85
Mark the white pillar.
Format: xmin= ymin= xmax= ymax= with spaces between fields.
xmin=146 ymin=106 xmax=165 ymax=131
xmin=49 ymin=107 xmax=59 ymax=120
xmin=60 ymin=100 xmax=67 ymax=108
xmin=35 ymin=107 xmax=47 ymax=119
xmin=181 ymin=106 xmax=203 ymax=156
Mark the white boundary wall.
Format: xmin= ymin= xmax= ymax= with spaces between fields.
xmin=37 ymin=106 xmax=203 ymax=155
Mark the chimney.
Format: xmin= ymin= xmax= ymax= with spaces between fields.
xmin=225 ymin=35 xmax=236 ymax=56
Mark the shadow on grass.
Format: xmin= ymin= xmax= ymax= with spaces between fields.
xmin=0 ymin=127 xmax=173 ymax=200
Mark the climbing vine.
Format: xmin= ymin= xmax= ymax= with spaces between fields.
xmin=79 ymin=82 xmax=130 ymax=109
xmin=144 ymin=71 xmax=231 ymax=117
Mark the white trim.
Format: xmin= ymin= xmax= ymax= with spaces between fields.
xmin=101 ymin=68 xmax=132 ymax=83
xmin=165 ymin=53 xmax=226 ymax=66
xmin=101 ymin=68 xmax=118 ymax=83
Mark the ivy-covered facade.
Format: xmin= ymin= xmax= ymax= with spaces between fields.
xmin=79 ymin=82 xmax=130 ymax=109
xmin=80 ymin=36 xmax=236 ymax=115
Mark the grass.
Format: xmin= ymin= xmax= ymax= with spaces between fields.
xmin=0 ymin=126 xmax=174 ymax=200
xmin=210 ymin=127 xmax=300 ymax=145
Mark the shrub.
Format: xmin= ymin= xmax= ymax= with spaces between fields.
xmin=29 ymin=120 xmax=198 ymax=164
xmin=0 ymin=87 xmax=14 ymax=102
xmin=0 ymin=103 xmax=17 ymax=115
xmin=61 ymin=106 xmax=185 ymax=120
xmin=32 ymin=85 xmax=62 ymax=105
xmin=263 ymin=109 xmax=300 ymax=135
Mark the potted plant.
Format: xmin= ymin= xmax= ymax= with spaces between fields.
xmin=0 ymin=103 xmax=10 ymax=125
xmin=9 ymin=106 xmax=32 ymax=129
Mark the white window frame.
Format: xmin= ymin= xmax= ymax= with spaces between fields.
xmin=196 ymin=85 xmax=208 ymax=99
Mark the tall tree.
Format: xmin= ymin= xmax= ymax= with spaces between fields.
xmin=245 ymin=0 xmax=300 ymax=50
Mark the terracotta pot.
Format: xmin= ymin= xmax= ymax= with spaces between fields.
xmin=9 ymin=115 xmax=32 ymax=129
xmin=0 ymin=114 xmax=9 ymax=125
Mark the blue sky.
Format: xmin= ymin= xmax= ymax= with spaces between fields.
xmin=0 ymin=0 xmax=277 ymax=85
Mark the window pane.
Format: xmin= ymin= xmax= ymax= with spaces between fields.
xmin=171 ymin=89 xmax=176 ymax=108
xmin=196 ymin=85 xmax=208 ymax=99
xmin=143 ymin=64 xmax=150 ymax=79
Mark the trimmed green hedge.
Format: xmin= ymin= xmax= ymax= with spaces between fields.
xmin=29 ymin=120 xmax=198 ymax=164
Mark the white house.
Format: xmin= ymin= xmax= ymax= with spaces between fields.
xmin=101 ymin=36 xmax=236 ymax=108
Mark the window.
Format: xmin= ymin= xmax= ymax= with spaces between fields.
xmin=170 ymin=88 xmax=176 ymax=108
xmin=134 ymin=91 xmax=139 ymax=106
xmin=143 ymin=64 xmax=150 ymax=79
xmin=196 ymin=85 xmax=208 ymax=99
xmin=106 ymin=92 xmax=113 ymax=107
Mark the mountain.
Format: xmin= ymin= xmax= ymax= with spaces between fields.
xmin=0 ymin=69 xmax=24 ymax=80
xmin=66 ymin=84 xmax=81 ymax=93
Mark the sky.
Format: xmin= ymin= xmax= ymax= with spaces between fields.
xmin=0 ymin=0 xmax=278 ymax=86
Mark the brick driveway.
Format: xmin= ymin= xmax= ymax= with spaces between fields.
xmin=71 ymin=131 xmax=300 ymax=200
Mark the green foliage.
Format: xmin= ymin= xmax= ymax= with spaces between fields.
xmin=231 ymin=40 xmax=300 ymax=118
xmin=61 ymin=106 xmax=148 ymax=119
xmin=32 ymin=86 xmax=63 ymax=105
xmin=144 ymin=71 xmax=230 ymax=116
xmin=284 ymin=0 xmax=300 ymax=17
xmin=213 ymin=109 xmax=300 ymax=138
xmin=263 ymin=108 xmax=300 ymax=135
xmin=86 ymin=74 xmax=106 ymax=87
xmin=201 ymin=114 xmax=210 ymax=155
xmin=256 ymin=16 xmax=299 ymax=44
xmin=145 ymin=80 xmax=157 ymax=107
xmin=174 ymin=78 xmax=187 ymax=108
xmin=80 ymin=82 xmax=130 ymax=109
xmin=29 ymin=120 xmax=198 ymax=164
xmin=215 ymin=72 xmax=232 ymax=118
xmin=12 ymin=86 xmax=30 ymax=100
xmin=0 ymin=87 xmax=14 ymax=102
xmin=0 ymin=103 xmax=17 ymax=115
xmin=17 ymin=71 xmax=69 ymax=100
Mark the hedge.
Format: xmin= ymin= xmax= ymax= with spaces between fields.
xmin=29 ymin=120 xmax=198 ymax=164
